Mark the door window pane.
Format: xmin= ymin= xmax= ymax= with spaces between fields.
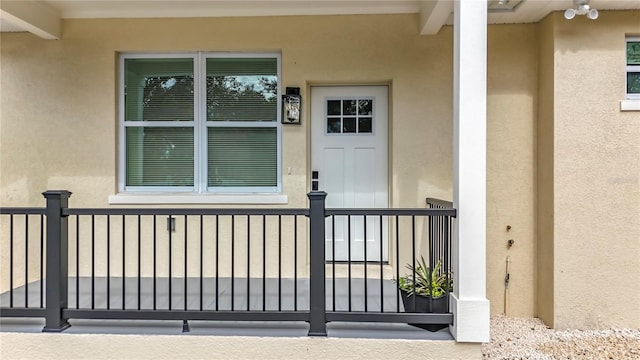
xmin=359 ymin=117 xmax=373 ymax=133
xmin=327 ymin=118 xmax=341 ymax=133
xmin=327 ymin=100 xmax=342 ymax=116
xmin=343 ymin=118 xmax=356 ymax=133
xmin=343 ymin=100 xmax=357 ymax=115
xmin=358 ymin=100 xmax=373 ymax=115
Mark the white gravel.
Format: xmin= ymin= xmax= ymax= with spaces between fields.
xmin=482 ymin=315 xmax=640 ymax=360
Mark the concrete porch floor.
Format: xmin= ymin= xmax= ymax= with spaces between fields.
xmin=1 ymin=277 xmax=453 ymax=340
xmin=0 ymin=330 xmax=480 ymax=360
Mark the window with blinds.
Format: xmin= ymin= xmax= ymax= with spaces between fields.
xmin=120 ymin=53 xmax=281 ymax=193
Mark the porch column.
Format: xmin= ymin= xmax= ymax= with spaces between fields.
xmin=450 ymin=0 xmax=490 ymax=342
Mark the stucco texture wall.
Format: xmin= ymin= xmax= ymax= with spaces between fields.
xmin=1 ymin=14 xmax=538 ymax=317
xmin=548 ymin=11 xmax=640 ymax=330
xmin=486 ymin=24 xmax=537 ymax=318
xmin=536 ymin=14 xmax=556 ymax=328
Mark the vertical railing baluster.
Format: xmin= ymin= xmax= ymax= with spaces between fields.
xmin=122 ymin=215 xmax=126 ymax=310
xmin=25 ymin=215 xmax=29 ymax=308
xmin=184 ymin=215 xmax=187 ymax=311
xmin=215 ymin=215 xmax=220 ymax=311
xmin=363 ymin=215 xmax=368 ymax=312
xmin=331 ymin=215 xmax=336 ymax=312
xmin=107 ymin=215 xmax=111 ymax=310
xmin=152 ymin=215 xmax=156 ymax=311
xmin=247 ymin=215 xmax=250 ymax=311
xmin=347 ymin=215 xmax=352 ymax=312
xmin=168 ymin=215 xmax=172 ymax=310
xmin=200 ymin=215 xmax=203 ymax=312
xmin=436 ymin=211 xmax=440 ymax=264
xmin=445 ymin=214 xmax=451 ymax=311
xmin=307 ymin=191 xmax=327 ymax=336
xmin=262 ymin=215 xmax=266 ymax=311
xmin=411 ymin=215 xmax=416 ymax=312
xmin=40 ymin=213 xmax=44 ymax=309
xmin=9 ymin=213 xmax=13 ymax=308
xmin=395 ymin=215 xmax=400 ymax=312
xmin=231 ymin=215 xmax=235 ymax=311
xmin=428 ymin=214 xmax=433 ymax=312
xmin=215 ymin=215 xmax=219 ymax=311
xmin=293 ymin=215 xmax=298 ymax=312
xmin=379 ymin=215 xmax=383 ymax=313
xmin=138 ymin=215 xmax=141 ymax=311
xmin=278 ymin=215 xmax=282 ymax=311
xmin=76 ymin=215 xmax=80 ymax=309
xmin=91 ymin=215 xmax=95 ymax=310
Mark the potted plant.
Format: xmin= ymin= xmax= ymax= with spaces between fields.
xmin=397 ymin=257 xmax=452 ymax=331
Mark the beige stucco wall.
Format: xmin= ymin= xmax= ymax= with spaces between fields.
xmin=0 ymin=14 xmax=456 ymax=209
xmin=486 ymin=24 xmax=537 ymax=318
xmin=536 ymin=14 xmax=556 ymax=328
xmin=546 ymin=11 xmax=640 ymax=330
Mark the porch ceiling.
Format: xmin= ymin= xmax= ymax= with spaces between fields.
xmin=1 ymin=0 xmax=640 ymax=39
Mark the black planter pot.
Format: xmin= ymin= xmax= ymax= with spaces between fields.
xmin=400 ymin=289 xmax=449 ymax=332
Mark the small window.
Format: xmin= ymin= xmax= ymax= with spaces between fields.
xmin=627 ymin=37 xmax=640 ymax=99
xmin=325 ymin=98 xmax=374 ymax=134
xmin=120 ymin=53 xmax=281 ymax=194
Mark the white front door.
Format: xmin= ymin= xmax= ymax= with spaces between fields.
xmin=311 ymin=86 xmax=389 ymax=262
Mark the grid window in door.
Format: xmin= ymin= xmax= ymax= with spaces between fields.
xmin=326 ymin=99 xmax=373 ymax=134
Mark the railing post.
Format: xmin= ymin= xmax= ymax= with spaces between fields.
xmin=307 ymin=191 xmax=327 ymax=336
xmin=42 ymin=190 xmax=72 ymax=332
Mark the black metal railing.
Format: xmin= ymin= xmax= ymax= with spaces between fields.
xmin=1 ymin=191 xmax=455 ymax=336
xmin=0 ymin=207 xmax=46 ymax=318
xmin=322 ymin=205 xmax=454 ymax=327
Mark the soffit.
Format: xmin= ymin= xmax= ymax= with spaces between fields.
xmin=44 ymin=0 xmax=640 ymax=22
xmin=1 ymin=1 xmax=640 ymax=37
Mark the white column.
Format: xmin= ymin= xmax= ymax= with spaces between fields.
xmin=450 ymin=0 xmax=490 ymax=343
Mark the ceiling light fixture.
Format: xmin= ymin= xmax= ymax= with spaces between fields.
xmin=488 ymin=0 xmax=525 ymax=13
xmin=564 ymin=0 xmax=599 ymax=20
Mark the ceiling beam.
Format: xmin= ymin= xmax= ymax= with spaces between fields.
xmin=0 ymin=0 xmax=60 ymax=39
xmin=419 ymin=0 xmax=453 ymax=35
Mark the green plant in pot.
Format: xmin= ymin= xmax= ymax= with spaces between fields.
xmin=397 ymin=257 xmax=452 ymax=331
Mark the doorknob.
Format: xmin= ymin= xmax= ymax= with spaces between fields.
xmin=312 ymin=171 xmax=319 ymax=191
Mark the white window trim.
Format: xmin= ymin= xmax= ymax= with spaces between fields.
xmin=117 ymin=52 xmax=283 ymax=197
xmin=620 ymin=99 xmax=640 ymax=111
xmin=626 ymin=37 xmax=640 ymax=100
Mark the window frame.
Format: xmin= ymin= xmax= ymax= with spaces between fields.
xmin=118 ymin=52 xmax=282 ymax=194
xmin=626 ymin=37 xmax=640 ymax=100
